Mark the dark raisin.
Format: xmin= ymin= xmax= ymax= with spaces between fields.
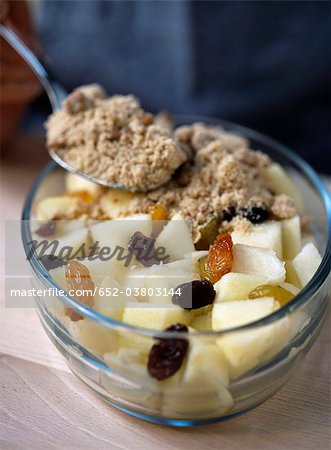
xmin=222 ymin=206 xmax=237 ymax=222
xmin=165 ymin=323 xmax=188 ymax=333
xmin=128 ymin=231 xmax=168 ymax=267
xmin=36 ymin=220 xmax=56 ymax=237
xmin=241 ymin=207 xmax=269 ymax=224
xmin=172 ymin=280 xmax=216 ymax=310
xmin=147 ymin=324 xmax=188 ymax=381
xmin=39 ymin=255 xmax=67 ymax=271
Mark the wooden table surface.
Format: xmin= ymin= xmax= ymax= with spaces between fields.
xmin=1 ymin=133 xmax=330 ymax=450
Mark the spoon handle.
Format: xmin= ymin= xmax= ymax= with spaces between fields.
xmin=0 ymin=23 xmax=66 ymax=111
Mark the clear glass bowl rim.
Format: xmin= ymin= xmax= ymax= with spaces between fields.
xmin=21 ymin=115 xmax=331 ymax=339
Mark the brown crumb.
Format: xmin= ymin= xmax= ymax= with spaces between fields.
xmin=46 ymin=87 xmax=187 ymax=190
xmin=271 ymin=194 xmax=297 ymax=219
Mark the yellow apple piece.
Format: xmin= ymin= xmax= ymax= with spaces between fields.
xmin=292 ymin=242 xmax=322 ymax=287
xmin=36 ymin=195 xmax=83 ymax=221
xmin=212 ymin=298 xmax=292 ymax=378
xmin=214 ymin=272 xmax=268 ymax=302
xmin=65 ymin=172 xmax=103 ymax=199
xmin=265 ymin=163 xmax=304 ymax=213
xmin=231 ymin=221 xmax=282 ymax=259
xmin=68 ymin=318 xmax=118 ymax=355
xmin=155 ymin=214 xmax=195 ymax=262
xmin=100 ymin=189 xmax=137 ymax=219
xmin=281 ymin=215 xmax=301 ymax=260
xmin=232 ymin=244 xmax=285 ymax=284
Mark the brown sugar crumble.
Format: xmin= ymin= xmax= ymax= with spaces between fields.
xmin=46 ymin=86 xmax=297 ymax=241
xmin=122 ymin=123 xmax=297 ymax=242
xmin=46 ymin=85 xmax=187 ymax=190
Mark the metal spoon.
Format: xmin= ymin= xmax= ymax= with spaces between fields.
xmin=0 ymin=23 xmax=166 ymax=191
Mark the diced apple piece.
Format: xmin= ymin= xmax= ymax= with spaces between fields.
xmin=36 ymin=195 xmax=83 ymax=221
xmin=52 ymin=227 xmax=89 ymax=260
xmin=183 ymin=343 xmax=229 ymax=388
xmin=212 ymin=297 xmax=277 ymax=331
xmin=100 ymin=189 xmax=137 ymax=219
xmin=78 ymin=253 xmax=132 ymax=286
xmin=119 ymin=304 xmax=192 ymax=357
xmin=292 ymin=242 xmax=322 ymax=287
xmin=231 ymin=221 xmax=282 ymax=259
xmin=68 ymin=318 xmax=118 ymax=355
xmin=155 ymin=214 xmax=194 ymax=262
xmin=125 ymin=258 xmax=199 ymax=304
xmin=217 ymin=317 xmax=291 ymax=379
xmin=161 ymin=343 xmax=233 ymax=417
xmin=102 ymin=350 xmax=161 ymax=409
xmin=232 ymin=244 xmax=285 ymax=284
xmin=90 ymin=215 xmax=152 ymax=261
xmin=265 ymin=163 xmax=304 ymax=213
xmin=94 ymin=277 xmax=129 ymax=320
xmin=122 ymin=304 xmax=193 ymax=330
xmin=214 ymin=272 xmax=268 ymax=302
xmin=65 ymin=172 xmax=103 ymax=199
xmin=212 ymin=298 xmax=292 ymax=378
xmin=281 ymin=216 xmax=301 ymax=259
xmin=285 ymin=260 xmax=301 ymax=288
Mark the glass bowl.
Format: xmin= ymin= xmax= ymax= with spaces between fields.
xmin=21 ymin=117 xmax=331 ymax=426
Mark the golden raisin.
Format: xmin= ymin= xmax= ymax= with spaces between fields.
xmin=195 ymin=217 xmax=221 ymax=250
xmin=248 ymin=284 xmax=294 ymax=306
xmin=65 ymin=260 xmax=95 ymax=321
xmin=199 ymin=233 xmax=233 ymax=284
xmin=150 ymin=204 xmax=169 ymax=221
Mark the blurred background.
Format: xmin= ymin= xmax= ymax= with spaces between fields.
xmin=1 ymin=0 xmax=330 ymax=172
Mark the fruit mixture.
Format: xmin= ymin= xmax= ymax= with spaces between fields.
xmin=32 ymin=88 xmax=323 ymax=417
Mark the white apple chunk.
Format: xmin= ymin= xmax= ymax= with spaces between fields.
xmin=124 ymin=258 xmax=199 ymax=304
xmin=212 ymin=298 xmax=292 ymax=378
xmin=52 ymin=227 xmax=89 ymax=259
xmin=78 ymin=253 xmax=132 ymax=286
xmin=281 ymin=216 xmax=301 ymax=260
xmin=182 ymin=343 xmax=229 ymax=388
xmin=232 ymin=244 xmax=286 ymax=284
xmin=285 ymin=260 xmax=301 ymax=288
xmin=231 ymin=221 xmax=282 ymax=259
xmin=119 ymin=304 xmax=192 ymax=358
xmin=160 ymin=356 xmax=232 ymax=418
xmin=292 ymin=242 xmax=322 ymax=287
xmin=89 ymin=214 xmax=152 ymax=261
xmin=122 ymin=304 xmax=193 ymax=330
xmin=94 ymin=276 xmax=130 ymax=320
xmin=155 ymin=214 xmax=194 ymax=262
xmin=35 ymin=195 xmax=82 ymax=221
xmin=265 ymin=163 xmax=304 ymax=213
xmin=100 ymin=189 xmax=137 ymax=219
xmin=68 ymin=318 xmax=118 ymax=355
xmin=65 ymin=172 xmax=103 ymax=199
xmin=214 ymin=272 xmax=268 ymax=302
xmin=212 ymin=298 xmax=277 ymax=331
xmin=102 ymin=350 xmax=161 ymax=409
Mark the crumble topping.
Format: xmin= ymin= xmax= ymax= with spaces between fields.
xmin=46 ymin=87 xmax=297 ymax=240
xmin=46 ymin=85 xmax=187 ymax=190
xmin=121 ymin=123 xmax=296 ymax=242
